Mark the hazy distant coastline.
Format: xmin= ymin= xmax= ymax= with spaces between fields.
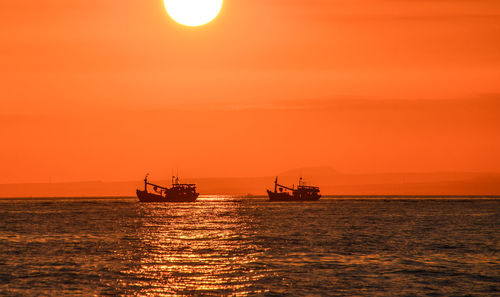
xmin=1 ymin=168 xmax=499 ymax=198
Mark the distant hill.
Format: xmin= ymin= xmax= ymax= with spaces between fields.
xmin=279 ymin=166 xmax=339 ymax=178
xmin=1 ymin=168 xmax=499 ymax=197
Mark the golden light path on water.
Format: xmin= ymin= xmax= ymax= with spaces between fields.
xmin=120 ymin=196 xmax=270 ymax=296
xmin=0 ymin=197 xmax=498 ymax=295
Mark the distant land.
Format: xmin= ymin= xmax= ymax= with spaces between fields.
xmin=1 ymin=167 xmax=500 ymax=198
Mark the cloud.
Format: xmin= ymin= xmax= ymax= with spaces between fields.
xmin=224 ymin=94 xmax=500 ymax=112
xmin=270 ymin=0 xmax=500 ymax=21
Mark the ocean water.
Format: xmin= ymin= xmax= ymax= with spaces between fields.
xmin=0 ymin=197 xmax=498 ymax=296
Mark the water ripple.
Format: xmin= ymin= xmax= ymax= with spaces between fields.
xmin=0 ymin=198 xmax=498 ymax=296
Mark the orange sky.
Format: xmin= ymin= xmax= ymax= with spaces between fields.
xmin=1 ymin=0 xmax=499 ymax=183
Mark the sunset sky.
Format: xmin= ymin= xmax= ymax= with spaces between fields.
xmin=1 ymin=0 xmax=499 ymax=183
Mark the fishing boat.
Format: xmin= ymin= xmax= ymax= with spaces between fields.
xmin=136 ymin=174 xmax=199 ymax=202
xmin=267 ymin=177 xmax=321 ymax=201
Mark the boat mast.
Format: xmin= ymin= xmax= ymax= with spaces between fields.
xmin=144 ymin=173 xmax=149 ymax=191
xmin=274 ymin=176 xmax=278 ymax=192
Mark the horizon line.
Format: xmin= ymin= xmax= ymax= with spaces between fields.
xmin=2 ymin=170 xmax=500 ymax=185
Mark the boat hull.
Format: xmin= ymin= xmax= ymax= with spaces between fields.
xmin=136 ymin=190 xmax=198 ymax=202
xmin=267 ymin=190 xmax=321 ymax=201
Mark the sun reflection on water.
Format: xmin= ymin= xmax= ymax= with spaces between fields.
xmin=1 ymin=198 xmax=498 ymax=296
xmin=120 ymin=197 xmax=269 ymax=296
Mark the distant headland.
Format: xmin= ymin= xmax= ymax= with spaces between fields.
xmin=1 ymin=167 xmax=499 ymax=198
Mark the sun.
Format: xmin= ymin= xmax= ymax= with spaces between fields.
xmin=163 ymin=0 xmax=223 ymax=27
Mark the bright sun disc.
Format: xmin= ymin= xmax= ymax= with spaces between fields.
xmin=164 ymin=0 xmax=223 ymax=27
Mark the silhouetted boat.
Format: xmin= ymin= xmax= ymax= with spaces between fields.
xmin=136 ymin=174 xmax=199 ymax=202
xmin=267 ymin=177 xmax=321 ymax=201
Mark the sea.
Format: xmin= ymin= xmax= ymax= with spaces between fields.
xmin=0 ymin=197 xmax=498 ymax=296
